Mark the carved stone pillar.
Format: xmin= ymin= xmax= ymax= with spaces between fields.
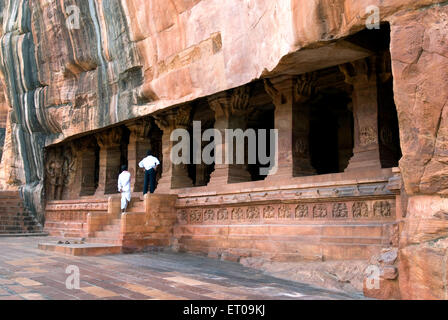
xmin=155 ymin=106 xmax=193 ymax=193
xmin=95 ymin=128 xmax=123 ymax=195
xmin=195 ymin=138 xmax=209 ymax=186
xmin=340 ymin=57 xmax=382 ymax=172
xmin=75 ymin=137 xmax=98 ymax=197
xmin=264 ymin=75 xmax=315 ymax=181
xmin=293 ymin=74 xmax=316 ymax=176
xmin=127 ymin=119 xmax=151 ymax=193
xmin=207 ymin=87 xmax=252 ymax=186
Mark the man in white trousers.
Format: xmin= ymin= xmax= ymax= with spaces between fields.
xmin=118 ymin=164 xmax=131 ymax=213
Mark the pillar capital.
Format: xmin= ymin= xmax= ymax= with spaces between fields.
xmin=339 ymin=56 xmax=377 ymax=86
xmin=155 ymin=105 xmax=192 ymax=130
xmin=126 ymin=118 xmax=151 ymax=141
xmin=294 ymin=73 xmax=317 ymax=104
xmin=95 ymin=127 xmax=123 ymax=148
xmin=71 ymin=136 xmax=97 ymax=154
xmin=264 ymin=75 xmax=295 ymax=106
xmin=175 ymin=105 xmax=192 ymax=129
xmin=208 ymin=86 xmax=252 ymax=120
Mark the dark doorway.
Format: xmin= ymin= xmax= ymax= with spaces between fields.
xmin=309 ymin=89 xmax=354 ymax=175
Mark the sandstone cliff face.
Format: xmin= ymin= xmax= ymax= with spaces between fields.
xmin=0 ymin=0 xmax=447 ymax=299
xmin=389 ymin=6 xmax=448 ymax=299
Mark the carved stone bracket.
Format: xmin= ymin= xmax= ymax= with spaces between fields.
xmin=295 ymin=73 xmax=317 ymax=104
xmin=154 ymin=110 xmax=177 ymax=131
xmin=208 ymin=86 xmax=252 ymax=121
xmin=127 ymin=118 xmax=152 ymax=141
xmin=339 ymin=56 xmax=377 ymax=86
xmin=95 ymin=127 xmax=123 ymax=148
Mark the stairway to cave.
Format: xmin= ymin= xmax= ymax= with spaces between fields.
xmin=0 ymin=191 xmax=44 ymax=235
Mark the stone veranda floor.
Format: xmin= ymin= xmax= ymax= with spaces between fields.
xmin=0 ymin=236 xmax=365 ymax=300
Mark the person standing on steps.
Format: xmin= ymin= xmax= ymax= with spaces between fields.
xmin=139 ymin=150 xmax=160 ymax=195
xmin=118 ymin=164 xmax=131 ymax=214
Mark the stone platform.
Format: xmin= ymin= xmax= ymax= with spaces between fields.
xmin=38 ymin=242 xmax=122 ymax=257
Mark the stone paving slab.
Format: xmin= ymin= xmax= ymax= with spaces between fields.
xmin=0 ymin=236 xmax=365 ymax=300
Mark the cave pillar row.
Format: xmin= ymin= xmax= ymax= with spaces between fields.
xmin=127 ymin=119 xmax=152 ymax=193
xmin=388 ymin=5 xmax=448 ymax=300
xmin=340 ymin=56 xmax=382 ymax=173
xmin=206 ymin=87 xmax=253 ymax=187
xmin=95 ymin=128 xmax=123 ymax=196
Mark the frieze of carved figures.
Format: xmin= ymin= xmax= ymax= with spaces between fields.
xmin=178 ymin=210 xmax=188 ymax=224
xmin=204 ymin=209 xmax=215 ymax=222
xmin=231 ymin=208 xmax=245 ymax=220
xmin=295 ymin=204 xmax=309 ymax=218
xmin=352 ymin=202 xmax=369 ymax=218
xmin=190 ymin=209 xmax=203 ymax=223
xmin=247 ymin=207 xmax=260 ymax=220
xmin=217 ymin=209 xmax=228 ymax=221
xmin=360 ymin=127 xmax=378 ymax=146
xmin=46 ymin=211 xmax=88 ymax=222
xmin=333 ymin=203 xmax=348 ymax=218
xmin=278 ymin=205 xmax=292 ymax=219
xmin=178 ymin=199 xmax=395 ymax=224
xmin=313 ymin=204 xmax=328 ymax=218
xmin=263 ymin=206 xmax=276 ymax=219
xmin=46 ymin=202 xmax=107 ymax=211
xmin=373 ymin=201 xmax=391 ymax=218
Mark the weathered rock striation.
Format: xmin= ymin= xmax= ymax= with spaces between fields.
xmin=0 ymin=0 xmax=447 ymax=299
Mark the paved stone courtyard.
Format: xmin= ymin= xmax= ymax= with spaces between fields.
xmin=0 ymin=236 xmax=364 ymax=300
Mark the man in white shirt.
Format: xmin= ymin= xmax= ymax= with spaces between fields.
xmin=139 ymin=150 xmax=160 ymax=195
xmin=118 ymin=165 xmax=131 ymax=213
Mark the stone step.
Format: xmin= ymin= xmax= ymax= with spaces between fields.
xmin=0 ymin=224 xmax=38 ymax=230
xmin=103 ymin=224 xmax=121 ymax=232
xmin=0 ymin=192 xmax=21 ymax=199
xmin=44 ymin=222 xmax=85 ymax=230
xmin=86 ymin=237 xmax=122 ymax=245
xmin=0 ymin=209 xmax=28 ymax=215
xmin=44 ymin=226 xmax=85 ymax=236
xmin=0 ymin=214 xmax=35 ymax=219
xmin=0 ymin=216 xmax=35 ymax=222
xmin=128 ymin=207 xmax=145 ymax=213
xmin=38 ymin=242 xmax=122 ymax=256
xmin=45 ymin=230 xmax=84 ymax=238
xmin=111 ymin=219 xmax=122 ymax=225
xmin=94 ymin=230 xmax=121 ymax=238
xmin=0 ymin=232 xmax=48 ymax=237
